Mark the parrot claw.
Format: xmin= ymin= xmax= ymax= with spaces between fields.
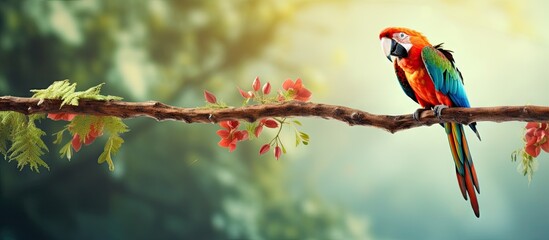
xmin=412 ymin=107 xmax=430 ymax=121
xmin=433 ymin=104 xmax=448 ymax=118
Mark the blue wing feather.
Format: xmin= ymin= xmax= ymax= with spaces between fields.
xmin=421 ymin=45 xmax=470 ymax=108
xmin=422 ymin=44 xmax=481 ymax=140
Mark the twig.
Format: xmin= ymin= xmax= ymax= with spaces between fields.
xmin=1 ymin=96 xmax=548 ymax=133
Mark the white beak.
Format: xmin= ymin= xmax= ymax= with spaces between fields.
xmin=380 ymin=37 xmax=393 ymax=61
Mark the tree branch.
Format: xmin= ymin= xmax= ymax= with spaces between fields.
xmin=1 ymin=96 xmax=548 ymax=133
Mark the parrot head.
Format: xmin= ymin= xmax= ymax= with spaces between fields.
xmin=379 ymin=27 xmax=430 ymax=62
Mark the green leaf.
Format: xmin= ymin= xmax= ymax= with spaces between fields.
xmin=31 ymin=80 xmax=122 ymax=107
xmin=295 ymin=132 xmax=300 ymax=147
xmin=292 ymin=120 xmax=302 ymax=126
xmin=0 ymin=121 xmax=9 ymax=158
xmin=70 ymin=115 xmax=100 ymax=142
xmin=102 ymin=116 xmax=129 ymax=135
xmin=7 ymin=114 xmax=49 ymax=172
xmin=68 ymin=115 xmax=94 ymax=142
xmin=511 ymin=150 xmax=517 ymax=162
xmin=54 ymin=115 xmax=127 ymax=170
xmin=0 ymin=112 xmax=25 ymax=159
xmin=53 ymin=128 xmax=67 ymax=145
xmin=1 ymin=111 xmax=26 ymax=131
xmin=299 ymin=131 xmax=309 ymax=141
xmin=514 ymin=150 xmax=538 ymax=183
xmin=31 ymin=80 xmax=76 ymax=105
xmin=59 ymin=141 xmax=73 ymax=160
xmin=97 ymin=117 xmax=128 ymax=171
xmin=98 ymin=134 xmax=124 ymax=171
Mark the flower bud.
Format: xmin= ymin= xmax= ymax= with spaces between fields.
xmin=238 ymin=87 xmax=251 ymax=99
xmin=252 ymin=76 xmax=261 ymax=91
xmin=262 ymin=82 xmax=271 ymax=94
xmin=204 ymin=90 xmax=217 ymax=104
xmin=262 ymin=119 xmax=278 ymax=128
xmin=259 ymin=144 xmax=270 ymax=155
xmin=274 ymin=146 xmax=282 ymax=160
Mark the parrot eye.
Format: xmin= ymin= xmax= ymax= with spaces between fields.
xmin=398 ymin=32 xmax=407 ymax=39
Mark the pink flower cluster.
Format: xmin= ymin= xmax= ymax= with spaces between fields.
xmin=204 ymin=77 xmax=312 ymax=159
xmin=281 ymin=78 xmax=311 ymax=102
xmin=216 ymin=120 xmax=248 ymax=152
xmin=524 ymin=122 xmax=549 ymax=157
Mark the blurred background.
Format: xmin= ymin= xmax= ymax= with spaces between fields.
xmin=1 ymin=0 xmax=549 ymax=239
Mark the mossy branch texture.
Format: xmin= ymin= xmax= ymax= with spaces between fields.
xmin=1 ymin=96 xmax=549 ymax=133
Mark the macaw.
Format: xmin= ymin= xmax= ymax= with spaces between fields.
xmin=379 ymin=27 xmax=481 ymax=217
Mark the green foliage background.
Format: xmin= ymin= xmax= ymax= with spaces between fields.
xmin=0 ymin=1 xmax=366 ymax=239
xmin=2 ymin=0 xmax=549 ymax=239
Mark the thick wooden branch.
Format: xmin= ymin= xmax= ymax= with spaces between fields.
xmin=1 ymin=96 xmax=548 ymax=133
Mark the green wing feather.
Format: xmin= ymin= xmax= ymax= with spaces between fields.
xmin=421 ymin=45 xmax=469 ymax=108
xmin=422 ymin=44 xmax=481 ymax=140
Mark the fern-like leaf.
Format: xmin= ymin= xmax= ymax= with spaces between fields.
xmin=59 ymin=141 xmax=73 ymax=160
xmin=1 ymin=111 xmax=26 ymax=129
xmin=98 ymin=134 xmax=124 ymax=171
xmin=69 ymin=115 xmax=99 ymax=141
xmin=102 ymin=116 xmax=129 ymax=135
xmin=53 ymin=128 xmax=67 ymax=145
xmin=1 ymin=112 xmax=26 ymax=159
xmin=97 ymin=117 xmax=128 ymax=171
xmin=31 ymin=80 xmax=76 ymax=105
xmin=7 ymin=114 xmax=49 ymax=172
xmin=54 ymin=115 xmax=128 ymax=171
xmin=31 ymin=80 xmax=122 ymax=107
xmin=0 ymin=119 xmax=9 ymax=157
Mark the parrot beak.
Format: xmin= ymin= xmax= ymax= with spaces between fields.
xmin=381 ymin=37 xmax=409 ymax=61
xmin=381 ymin=37 xmax=393 ymax=62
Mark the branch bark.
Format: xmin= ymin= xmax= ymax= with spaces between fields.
xmin=1 ymin=96 xmax=548 ymax=133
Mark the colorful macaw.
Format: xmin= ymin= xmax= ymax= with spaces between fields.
xmin=379 ymin=27 xmax=481 ymax=217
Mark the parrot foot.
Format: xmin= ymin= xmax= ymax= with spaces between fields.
xmin=412 ymin=107 xmax=430 ymax=121
xmin=433 ymin=104 xmax=448 ymax=118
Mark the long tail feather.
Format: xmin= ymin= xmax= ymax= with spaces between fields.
xmin=469 ymin=122 xmax=482 ymax=141
xmin=445 ymin=122 xmax=480 ymax=217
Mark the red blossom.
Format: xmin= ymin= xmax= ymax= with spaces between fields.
xmin=282 ymin=78 xmax=311 ymax=102
xmin=525 ymin=144 xmax=541 ymax=158
xmin=259 ymin=144 xmax=270 ymax=155
xmin=238 ymin=87 xmax=252 ymax=99
xmin=71 ymin=124 xmax=104 ymax=152
xmin=85 ymin=125 xmax=103 ymax=144
xmin=262 ymin=82 xmax=271 ymax=94
xmin=217 ymin=120 xmax=248 ymax=152
xmin=274 ymin=145 xmax=281 ymax=160
xmin=252 ymin=76 xmax=261 ymax=91
xmin=204 ymin=90 xmax=217 ymax=104
xmin=524 ymin=122 xmax=549 ymax=157
xmin=253 ymin=118 xmax=278 ymax=138
xmin=71 ymin=134 xmax=82 ymax=152
xmin=254 ymin=124 xmax=263 ymax=138
xmin=48 ymin=113 xmax=77 ymax=121
xmin=262 ymin=119 xmax=278 ymax=128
